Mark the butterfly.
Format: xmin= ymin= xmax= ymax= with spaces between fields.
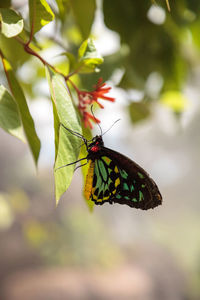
xmin=58 ymin=124 xmax=162 ymax=210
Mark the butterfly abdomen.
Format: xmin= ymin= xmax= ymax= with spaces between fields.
xmin=84 ymin=160 xmax=95 ymax=200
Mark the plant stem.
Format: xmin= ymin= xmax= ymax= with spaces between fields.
xmin=15 ymin=36 xmax=64 ymax=77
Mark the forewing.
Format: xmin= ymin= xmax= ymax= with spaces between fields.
xmin=90 ymin=148 xmax=162 ymax=210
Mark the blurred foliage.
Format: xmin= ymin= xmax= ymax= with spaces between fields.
xmin=128 ymin=101 xmax=151 ymax=124
xmin=23 ymin=208 xmax=123 ymax=267
xmin=0 ymin=189 xmax=122 ymax=267
xmin=160 ymin=90 xmax=189 ymax=113
xmin=152 ymin=214 xmax=200 ymax=297
xmin=103 ymin=0 xmax=197 ymax=94
xmin=0 ymin=193 xmax=14 ymax=229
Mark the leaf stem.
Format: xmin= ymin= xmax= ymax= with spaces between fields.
xmin=15 ymin=36 xmax=63 ymax=76
xmin=65 ymin=65 xmax=83 ymax=81
xmin=15 ymin=36 xmax=80 ymax=86
xmin=67 ymin=78 xmax=79 ymax=92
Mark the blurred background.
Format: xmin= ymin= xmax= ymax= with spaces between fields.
xmin=1 ymin=0 xmax=200 ymax=299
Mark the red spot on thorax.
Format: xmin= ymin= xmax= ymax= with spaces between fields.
xmin=90 ymin=145 xmax=99 ymax=152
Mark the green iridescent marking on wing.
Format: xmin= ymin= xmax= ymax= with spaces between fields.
xmin=94 ymin=160 xmax=101 ymax=186
xmin=123 ymin=183 xmax=129 ymax=190
xmin=94 ymin=160 xmax=105 ymax=194
xmin=97 ymin=159 xmax=107 ymax=181
xmin=116 ymin=194 xmax=121 ymax=199
xmin=114 ymin=165 xmax=148 ymax=204
xmin=108 ymin=168 xmax=112 ymax=174
xmin=138 ymin=172 xmax=145 ymax=179
xmin=139 ymin=190 xmax=144 ymax=201
xmin=120 ymin=169 xmax=128 ymax=179
xmin=101 ymin=156 xmax=111 ymax=165
xmin=108 ymin=178 xmax=112 ymax=185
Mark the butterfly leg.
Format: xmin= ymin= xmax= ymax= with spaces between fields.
xmin=55 ymin=157 xmax=87 ymax=171
xmin=74 ymin=162 xmax=88 ymax=172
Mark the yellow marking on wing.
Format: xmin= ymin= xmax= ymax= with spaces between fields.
xmin=102 ymin=156 xmax=111 ymax=164
xmin=115 ymin=177 xmax=120 ymax=187
xmin=84 ymin=160 xmax=95 ymax=200
xmin=114 ymin=166 xmax=119 ymax=173
xmin=90 ymin=165 xmax=120 ymax=203
xmin=92 ymin=192 xmax=98 ymax=201
xmin=96 ymin=199 xmax=103 ymax=202
xmin=91 ymin=187 xmax=112 ymax=202
xmin=112 ymin=189 xmax=117 ymax=195
xmin=97 ymin=195 xmax=110 ymax=202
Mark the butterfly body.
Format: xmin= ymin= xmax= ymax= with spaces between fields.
xmin=84 ymin=135 xmax=162 ymax=210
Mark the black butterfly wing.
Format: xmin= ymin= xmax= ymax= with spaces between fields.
xmin=90 ymin=147 xmax=162 ymax=210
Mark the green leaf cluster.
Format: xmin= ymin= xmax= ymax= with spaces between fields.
xmin=0 ymin=0 xmax=102 ymax=205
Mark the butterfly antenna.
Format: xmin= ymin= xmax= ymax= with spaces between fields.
xmin=60 ymin=123 xmax=87 ymax=144
xmin=102 ymin=119 xmax=121 ymax=137
xmin=91 ymin=105 xmax=103 ymax=136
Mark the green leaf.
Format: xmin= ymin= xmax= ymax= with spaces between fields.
xmin=0 ymin=85 xmax=25 ymax=141
xmin=69 ymin=0 xmax=96 ymax=38
xmin=77 ymin=38 xmax=103 ymax=73
xmin=62 ymin=52 xmax=77 ymax=73
xmin=190 ymin=19 xmax=200 ymax=50
xmin=2 ymin=57 xmax=41 ymax=165
xmin=45 ymin=67 xmax=82 ymax=204
xmin=52 ymin=100 xmax=60 ymax=160
xmin=29 ymin=0 xmax=54 ymax=35
xmin=55 ymin=0 xmax=65 ymax=17
xmin=55 ymin=0 xmax=69 ymax=21
xmin=0 ymin=32 xmax=30 ymax=68
xmin=160 ymin=91 xmax=189 ymax=113
xmin=80 ymin=46 xmax=129 ymax=89
xmin=128 ymin=101 xmax=151 ymax=124
xmin=0 ymin=8 xmax=24 ymax=37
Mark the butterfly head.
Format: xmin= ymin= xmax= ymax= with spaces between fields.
xmin=87 ymin=135 xmax=104 ymax=154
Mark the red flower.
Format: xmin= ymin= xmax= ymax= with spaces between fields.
xmin=70 ymin=78 xmax=115 ymax=128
